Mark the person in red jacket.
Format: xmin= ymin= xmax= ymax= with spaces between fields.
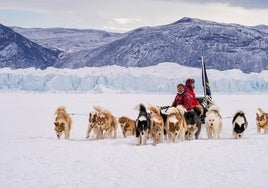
xmin=185 ymin=78 xmax=203 ymax=116
xmin=171 ymin=83 xmax=193 ymax=110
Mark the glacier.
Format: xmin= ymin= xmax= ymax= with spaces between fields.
xmin=0 ymin=62 xmax=268 ymax=94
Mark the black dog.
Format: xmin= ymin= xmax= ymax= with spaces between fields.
xmin=135 ymin=104 xmax=151 ymax=145
xmin=184 ymin=110 xmax=201 ymax=140
xmin=232 ymin=111 xmax=248 ymax=139
xmin=160 ymin=106 xmax=170 ymax=137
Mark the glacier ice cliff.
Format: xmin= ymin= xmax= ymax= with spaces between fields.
xmin=0 ymin=63 xmax=268 ymax=94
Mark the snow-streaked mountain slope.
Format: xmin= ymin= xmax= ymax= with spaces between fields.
xmin=12 ymin=27 xmax=123 ymax=52
xmin=0 ymin=24 xmax=60 ymax=69
xmin=56 ymin=17 xmax=268 ymax=73
xmin=6 ymin=17 xmax=268 ymax=73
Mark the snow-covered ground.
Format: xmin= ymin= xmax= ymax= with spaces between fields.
xmin=0 ymin=92 xmax=268 ymax=188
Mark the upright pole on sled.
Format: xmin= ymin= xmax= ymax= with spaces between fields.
xmin=201 ymin=56 xmax=214 ymax=109
xmin=201 ymin=56 xmax=206 ymax=99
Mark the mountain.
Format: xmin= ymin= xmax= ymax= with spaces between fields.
xmin=12 ymin=27 xmax=123 ymax=52
xmin=253 ymin=25 xmax=268 ymax=34
xmin=0 ymin=24 xmax=60 ymax=69
xmin=55 ymin=17 xmax=268 ymax=73
xmin=3 ymin=18 xmax=268 ymax=73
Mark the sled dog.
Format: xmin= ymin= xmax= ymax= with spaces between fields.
xmin=205 ymin=105 xmax=222 ymax=139
xmin=135 ymin=104 xmax=151 ymax=145
xmin=256 ymin=108 xmax=268 ymax=134
xmin=165 ymin=105 xmax=187 ymax=142
xmin=148 ymin=105 xmax=165 ymax=145
xmin=93 ymin=106 xmax=118 ymax=139
xmin=86 ymin=111 xmax=101 ymax=139
xmin=54 ymin=106 xmax=72 ymax=139
xmin=184 ymin=110 xmax=201 ymax=140
xmin=232 ymin=111 xmax=248 ymax=139
xmin=159 ymin=106 xmax=169 ymax=139
xmin=118 ymin=116 xmax=136 ymax=137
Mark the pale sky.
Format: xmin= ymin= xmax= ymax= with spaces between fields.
xmin=1 ymin=0 xmax=268 ymax=32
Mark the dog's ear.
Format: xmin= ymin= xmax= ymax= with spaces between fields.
xmin=54 ymin=122 xmax=58 ymax=126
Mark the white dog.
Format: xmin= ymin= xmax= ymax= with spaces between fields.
xmin=205 ymin=105 xmax=222 ymax=139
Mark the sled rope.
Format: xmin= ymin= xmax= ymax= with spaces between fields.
xmin=69 ymin=113 xmax=88 ymax=116
xmin=222 ymin=116 xmax=233 ymax=119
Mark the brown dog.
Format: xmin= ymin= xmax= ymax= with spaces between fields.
xmin=165 ymin=106 xmax=187 ymax=142
xmin=86 ymin=111 xmax=102 ymax=139
xmin=93 ymin=106 xmax=118 ymax=139
xmin=148 ymin=105 xmax=165 ymax=145
xmin=118 ymin=116 xmax=135 ymax=138
xmin=256 ymin=108 xmax=268 ymax=134
xmin=54 ymin=106 xmax=72 ymax=139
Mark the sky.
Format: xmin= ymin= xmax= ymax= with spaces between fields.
xmin=1 ymin=0 xmax=268 ymax=32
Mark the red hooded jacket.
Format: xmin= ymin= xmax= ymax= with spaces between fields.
xmin=185 ymin=85 xmax=200 ymax=106
xmin=171 ymin=92 xmax=193 ymax=110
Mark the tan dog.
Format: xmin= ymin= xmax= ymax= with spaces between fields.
xmin=94 ymin=106 xmax=118 ymax=139
xmin=118 ymin=116 xmax=135 ymax=138
xmin=148 ymin=105 xmax=165 ymax=145
xmin=165 ymin=105 xmax=187 ymax=142
xmin=205 ymin=105 xmax=222 ymax=139
xmin=54 ymin=106 xmax=72 ymax=139
xmin=256 ymin=108 xmax=268 ymax=134
xmin=86 ymin=111 xmax=102 ymax=139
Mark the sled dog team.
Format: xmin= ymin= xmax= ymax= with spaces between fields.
xmin=53 ymin=105 xmax=268 ymax=144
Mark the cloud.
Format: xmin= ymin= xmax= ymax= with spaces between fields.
xmin=1 ymin=0 xmax=268 ymax=32
xmin=114 ymin=18 xmax=141 ymax=25
xmin=155 ymin=0 xmax=268 ymax=9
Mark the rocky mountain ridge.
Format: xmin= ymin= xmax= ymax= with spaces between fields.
xmin=1 ymin=17 xmax=268 ymax=73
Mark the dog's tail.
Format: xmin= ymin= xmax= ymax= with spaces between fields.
xmin=166 ymin=106 xmax=177 ymax=115
xmin=55 ymin=106 xmax=67 ymax=115
xmin=93 ymin=105 xmax=103 ymax=113
xmin=208 ymin=105 xmax=220 ymax=113
xmin=148 ymin=104 xmax=160 ymax=116
xmin=93 ymin=105 xmax=111 ymax=115
xmin=135 ymin=103 xmax=147 ymax=112
xmin=176 ymin=105 xmax=187 ymax=115
xmin=258 ymin=108 xmax=267 ymax=115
